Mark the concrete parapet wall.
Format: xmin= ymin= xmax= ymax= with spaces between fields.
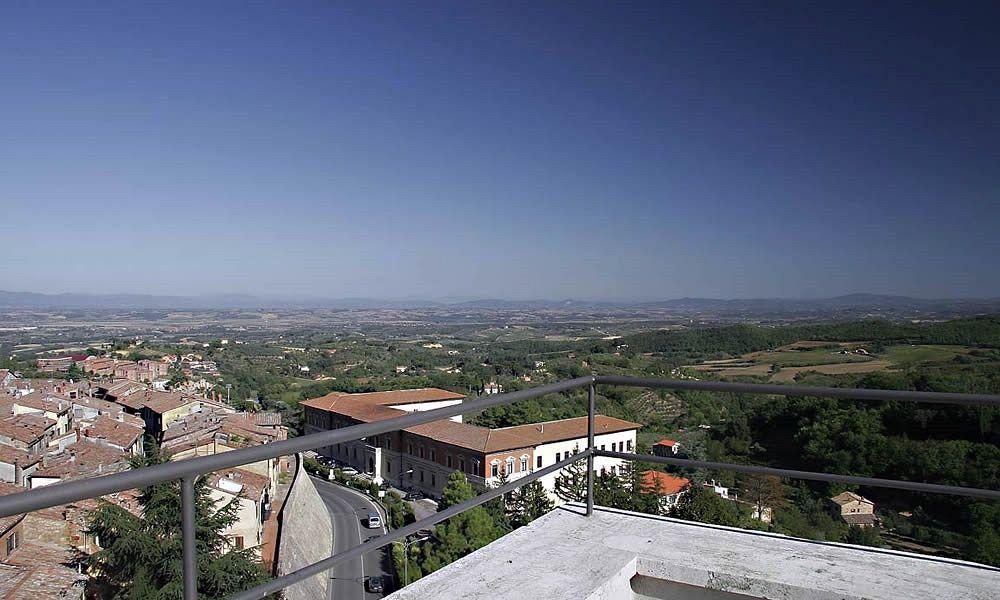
xmin=276 ymin=454 xmax=332 ymax=600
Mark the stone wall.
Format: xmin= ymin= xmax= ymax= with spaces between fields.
xmin=276 ymin=454 xmax=332 ymax=600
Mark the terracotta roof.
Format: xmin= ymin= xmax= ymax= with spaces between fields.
xmin=830 ymin=491 xmax=873 ymax=506
xmin=117 ymin=390 xmax=199 ymax=414
xmin=32 ymin=440 xmax=128 ymax=480
xmin=0 ymin=445 xmax=39 ymax=467
xmin=209 ymin=468 xmax=270 ymax=501
xmin=11 ymin=392 xmax=71 ymax=414
xmin=641 ymin=471 xmax=690 ymax=496
xmin=495 ymin=416 xmax=642 ymax=446
xmin=303 ymin=388 xmax=464 ymax=409
xmin=654 ymin=439 xmax=679 ymax=447
xmin=0 ymin=481 xmax=27 ymax=534
xmin=0 ymin=540 xmax=86 ymax=599
xmin=80 ymin=416 xmax=144 ymax=449
xmin=0 ymin=414 xmax=55 ymax=443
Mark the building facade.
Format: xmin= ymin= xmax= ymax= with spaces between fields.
xmin=301 ymin=388 xmax=640 ymax=500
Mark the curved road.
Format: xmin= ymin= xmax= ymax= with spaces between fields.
xmin=309 ymin=476 xmax=393 ymax=600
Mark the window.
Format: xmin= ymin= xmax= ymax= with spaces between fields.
xmin=556 ymin=452 xmax=562 ymax=462
xmin=491 ymin=461 xmax=499 ymax=478
xmin=386 ymin=463 xmax=391 ymax=474
xmin=446 ymin=455 xmax=453 ymax=468
xmin=506 ymin=457 xmax=515 ymax=474
xmin=626 ymin=440 xmax=633 ymax=452
xmin=420 ymin=470 xmax=424 ymax=482
xmin=233 ymin=536 xmax=244 ymax=550
xmin=419 ymin=446 xmax=425 ymax=459
xmin=600 ymin=445 xmax=605 ymax=451
xmin=520 ymin=457 xmax=528 ymax=472
xmin=472 ymin=459 xmax=480 ymax=474
xmin=430 ymin=449 xmax=437 ymax=462
xmin=6 ymin=532 xmax=15 ymax=554
xmin=431 ymin=473 xmax=436 ymax=487
xmin=536 ymin=456 xmax=542 ymax=469
xmin=408 ymin=443 xmax=413 ymax=454
xmin=459 ymin=457 xmax=465 ymax=472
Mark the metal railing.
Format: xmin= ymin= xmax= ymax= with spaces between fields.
xmin=0 ymin=375 xmax=998 ymax=599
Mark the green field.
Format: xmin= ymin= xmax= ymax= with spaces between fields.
xmin=882 ymin=344 xmax=969 ymax=367
xmin=759 ymin=347 xmax=873 ymax=368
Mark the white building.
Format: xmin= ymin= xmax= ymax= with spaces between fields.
xmin=302 ymin=388 xmax=640 ymax=501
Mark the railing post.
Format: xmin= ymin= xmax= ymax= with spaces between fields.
xmin=586 ymin=382 xmax=595 ymax=516
xmin=182 ymin=476 xmax=197 ymax=600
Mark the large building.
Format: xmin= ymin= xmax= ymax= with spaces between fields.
xmin=301 ymin=388 xmax=640 ymax=498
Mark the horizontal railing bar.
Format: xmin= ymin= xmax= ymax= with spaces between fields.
xmin=596 ymin=375 xmax=1000 ymax=407
xmin=595 ymin=450 xmax=1000 ymax=500
xmin=229 ymin=450 xmax=592 ymax=600
xmin=0 ymin=376 xmax=595 ymax=519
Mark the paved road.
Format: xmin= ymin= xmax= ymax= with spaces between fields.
xmin=310 ymin=476 xmax=393 ymax=600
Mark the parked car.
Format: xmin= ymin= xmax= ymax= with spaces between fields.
xmin=366 ymin=576 xmax=384 ymax=593
xmin=404 ymin=490 xmax=423 ymax=501
xmin=366 ymin=512 xmax=382 ymax=529
xmin=340 ymin=466 xmax=359 ymax=476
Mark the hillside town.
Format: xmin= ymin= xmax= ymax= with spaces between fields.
xmin=0 ymin=358 xmax=288 ymax=598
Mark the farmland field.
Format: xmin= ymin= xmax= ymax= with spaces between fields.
xmin=770 ymin=360 xmax=894 ymax=382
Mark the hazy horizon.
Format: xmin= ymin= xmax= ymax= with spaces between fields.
xmin=1 ymin=287 xmax=998 ymax=306
xmin=4 ymin=2 xmax=999 ymax=300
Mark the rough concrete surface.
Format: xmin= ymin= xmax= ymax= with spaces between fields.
xmin=276 ymin=454 xmax=334 ymax=600
xmin=385 ymin=503 xmax=999 ymax=600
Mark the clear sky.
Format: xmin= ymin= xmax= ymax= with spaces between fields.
xmin=3 ymin=1 xmax=998 ymax=301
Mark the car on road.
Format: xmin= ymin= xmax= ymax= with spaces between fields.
xmin=366 ymin=512 xmax=382 ymax=529
xmin=365 ymin=576 xmax=384 ymax=593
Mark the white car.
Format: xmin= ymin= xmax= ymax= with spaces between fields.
xmin=340 ymin=466 xmax=359 ymax=476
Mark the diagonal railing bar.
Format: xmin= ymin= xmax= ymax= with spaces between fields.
xmin=229 ymin=451 xmax=591 ymax=600
xmin=0 ymin=374 xmax=996 ymax=600
xmin=595 ymin=450 xmax=1000 ymax=501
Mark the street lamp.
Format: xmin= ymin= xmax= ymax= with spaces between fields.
xmin=401 ymin=534 xmax=430 ymax=586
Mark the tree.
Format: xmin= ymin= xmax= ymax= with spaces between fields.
xmin=508 ymin=479 xmax=555 ymax=528
xmin=845 ymin=525 xmax=884 ymax=547
xmin=553 ymin=455 xmax=588 ymax=503
xmin=483 ymin=468 xmax=513 ymax=534
xmin=418 ymin=472 xmax=503 ymax=576
xmin=967 ymin=503 xmax=1000 ymax=567
xmin=670 ymin=485 xmax=742 ymax=527
xmin=740 ymin=474 xmax=784 ymax=522
xmin=86 ymin=450 xmax=269 ymax=599
xmin=67 ymin=362 xmax=82 ymax=380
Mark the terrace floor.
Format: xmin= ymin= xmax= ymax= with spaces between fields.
xmin=385 ymin=503 xmax=999 ymax=600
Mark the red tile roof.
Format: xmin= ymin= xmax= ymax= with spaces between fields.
xmin=0 ymin=414 xmax=55 ymax=443
xmin=641 ymin=471 xmax=690 ymax=496
xmin=654 ymin=439 xmax=679 ymax=447
xmin=80 ymin=416 xmax=144 ymax=449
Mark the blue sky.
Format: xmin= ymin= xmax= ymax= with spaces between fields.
xmin=3 ymin=1 xmax=998 ymax=300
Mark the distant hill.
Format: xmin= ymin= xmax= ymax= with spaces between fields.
xmin=1 ymin=290 xmax=997 ymax=314
xmin=636 ymin=294 xmax=1000 ymax=313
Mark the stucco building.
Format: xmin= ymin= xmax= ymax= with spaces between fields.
xmin=301 ymin=388 xmax=639 ymax=499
